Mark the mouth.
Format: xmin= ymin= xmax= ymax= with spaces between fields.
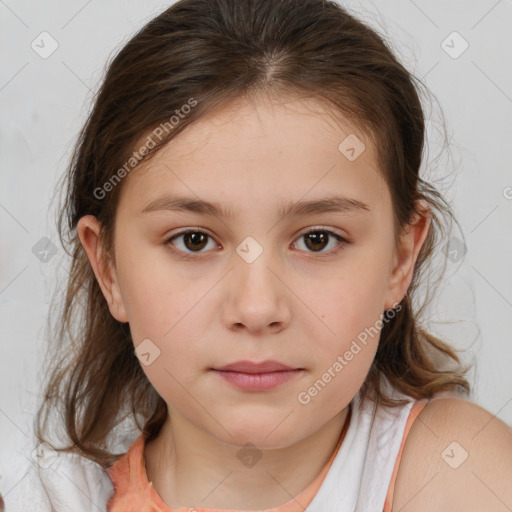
xmin=212 ymin=359 xmax=303 ymax=373
xmin=210 ymin=360 xmax=305 ymax=391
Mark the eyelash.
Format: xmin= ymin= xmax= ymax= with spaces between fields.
xmin=164 ymin=227 xmax=349 ymax=258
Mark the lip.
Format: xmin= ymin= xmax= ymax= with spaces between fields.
xmin=213 ymin=360 xmax=299 ymax=373
xmin=210 ymin=360 xmax=304 ymax=391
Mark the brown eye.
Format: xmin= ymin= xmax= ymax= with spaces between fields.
xmin=166 ymin=229 xmax=216 ymax=253
xmin=294 ymin=229 xmax=347 ymax=254
xmin=304 ymin=231 xmax=329 ymax=252
xmin=183 ymin=232 xmax=208 ymax=251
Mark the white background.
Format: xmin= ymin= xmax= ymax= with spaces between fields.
xmin=1 ymin=0 xmax=511 ymax=503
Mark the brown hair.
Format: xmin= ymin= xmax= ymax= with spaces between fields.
xmin=35 ymin=0 xmax=471 ymax=468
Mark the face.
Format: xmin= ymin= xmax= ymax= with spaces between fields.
xmin=80 ymin=94 xmax=426 ymax=450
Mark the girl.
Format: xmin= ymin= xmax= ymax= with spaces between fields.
xmin=12 ymin=0 xmax=512 ymax=510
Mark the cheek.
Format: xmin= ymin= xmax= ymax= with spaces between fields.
xmin=314 ymin=259 xmax=389 ymax=347
xmin=116 ymin=249 xmax=214 ymax=374
xmin=116 ymin=243 xmax=198 ymax=338
xmin=124 ymin=279 xmax=210 ymax=362
xmin=301 ymin=262 xmax=387 ymax=403
xmin=121 ymin=269 xmax=209 ymax=410
xmin=298 ymin=290 xmax=381 ymax=419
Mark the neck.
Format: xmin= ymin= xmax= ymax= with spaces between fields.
xmin=144 ymin=404 xmax=352 ymax=510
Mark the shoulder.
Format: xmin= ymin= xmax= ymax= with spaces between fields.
xmin=6 ymin=446 xmax=113 ymax=512
xmin=391 ymin=396 xmax=512 ymax=512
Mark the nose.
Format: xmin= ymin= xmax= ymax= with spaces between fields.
xmin=222 ymin=245 xmax=291 ymax=335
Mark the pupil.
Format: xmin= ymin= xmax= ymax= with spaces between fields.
xmin=182 ymin=232 xmax=329 ymax=253
xmin=185 ymin=232 xmax=207 ymax=251
xmin=306 ymin=232 xmax=327 ymax=251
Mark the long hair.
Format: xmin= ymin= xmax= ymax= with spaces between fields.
xmin=35 ymin=0 xmax=471 ymax=468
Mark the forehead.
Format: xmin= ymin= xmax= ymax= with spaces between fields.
xmin=119 ymin=94 xmax=390 ymax=217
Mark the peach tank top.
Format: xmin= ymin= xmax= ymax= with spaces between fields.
xmin=107 ymin=388 xmax=428 ymax=512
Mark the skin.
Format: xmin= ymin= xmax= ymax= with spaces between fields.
xmin=393 ymin=397 xmax=512 ymax=511
xmin=78 ymin=93 xmax=431 ymax=509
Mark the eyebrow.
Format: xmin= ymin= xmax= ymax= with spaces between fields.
xmin=141 ymin=194 xmax=371 ymax=219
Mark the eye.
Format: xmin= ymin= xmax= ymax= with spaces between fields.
xmin=293 ymin=227 xmax=348 ymax=254
xmin=165 ymin=229 xmax=218 ymax=254
xmin=165 ymin=227 xmax=349 ymax=256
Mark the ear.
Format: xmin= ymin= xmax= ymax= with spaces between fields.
xmin=384 ymin=200 xmax=431 ymax=311
xmin=77 ymin=215 xmax=129 ymax=323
